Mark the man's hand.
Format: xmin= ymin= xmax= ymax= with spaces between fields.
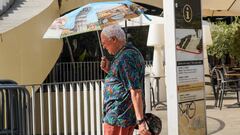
xmin=100 ymin=56 xmax=110 ymax=73
xmin=138 ymin=122 xmax=151 ymax=135
xmin=130 ymin=89 xmax=151 ymax=135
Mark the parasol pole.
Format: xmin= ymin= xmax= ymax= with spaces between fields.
xmin=97 ymin=30 xmax=104 ymax=57
xmin=66 ymin=37 xmax=75 ymax=62
xmin=125 ymin=20 xmax=128 ymax=42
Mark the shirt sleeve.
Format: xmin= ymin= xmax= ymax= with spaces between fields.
xmin=119 ymin=50 xmax=142 ymax=91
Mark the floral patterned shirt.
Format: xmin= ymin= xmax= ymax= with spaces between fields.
xmin=103 ymin=44 xmax=145 ymax=127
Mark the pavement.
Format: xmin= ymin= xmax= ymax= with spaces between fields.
xmin=151 ymin=94 xmax=240 ymax=135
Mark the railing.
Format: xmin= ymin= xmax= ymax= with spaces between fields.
xmin=0 ymin=80 xmax=32 ymax=135
xmin=30 ymin=77 xmax=151 ymax=135
xmin=1 ymin=75 xmax=152 ymax=135
xmin=45 ymin=62 xmax=105 ymax=83
xmin=45 ymin=61 xmax=153 ymax=83
xmin=0 ymin=0 xmax=16 ymax=16
xmin=28 ymin=80 xmax=104 ymax=135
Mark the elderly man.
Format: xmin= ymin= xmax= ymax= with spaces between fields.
xmin=100 ymin=25 xmax=151 ymax=135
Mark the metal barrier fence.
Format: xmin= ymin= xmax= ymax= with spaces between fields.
xmin=30 ymin=80 xmax=104 ymax=135
xmin=0 ymin=80 xmax=31 ymax=135
xmin=0 ymin=73 xmax=152 ymax=135
xmin=45 ymin=61 xmax=153 ymax=83
xmin=29 ymin=77 xmax=151 ymax=135
xmin=45 ymin=62 xmax=105 ymax=83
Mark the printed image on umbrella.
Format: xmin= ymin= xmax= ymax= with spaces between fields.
xmin=43 ymin=0 xmax=146 ymax=39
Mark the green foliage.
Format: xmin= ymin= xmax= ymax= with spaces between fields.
xmin=229 ymin=26 xmax=240 ymax=62
xmin=79 ymin=49 xmax=87 ymax=61
xmin=207 ymin=18 xmax=240 ymax=62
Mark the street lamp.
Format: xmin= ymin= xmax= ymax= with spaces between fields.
xmin=147 ymin=24 xmax=164 ymax=77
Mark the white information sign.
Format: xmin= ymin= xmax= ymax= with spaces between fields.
xmin=174 ymin=0 xmax=207 ymax=134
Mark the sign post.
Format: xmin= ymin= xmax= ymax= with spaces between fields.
xmin=164 ymin=0 xmax=207 ymax=134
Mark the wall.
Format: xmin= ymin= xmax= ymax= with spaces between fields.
xmin=0 ymin=0 xmax=62 ymax=85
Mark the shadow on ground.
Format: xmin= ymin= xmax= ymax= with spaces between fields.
xmin=207 ymin=116 xmax=225 ymax=135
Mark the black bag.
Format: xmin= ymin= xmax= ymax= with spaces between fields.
xmin=144 ymin=113 xmax=162 ymax=135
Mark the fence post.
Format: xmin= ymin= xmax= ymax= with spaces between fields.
xmin=77 ymin=83 xmax=82 ymax=135
xmin=83 ymin=83 xmax=89 ymax=135
xmin=48 ymin=86 xmax=52 ymax=135
xmin=63 ymin=84 xmax=68 ymax=135
xmin=90 ymin=83 xmax=95 ymax=134
xmin=55 ymin=85 xmax=60 ymax=135
xmin=40 ymin=86 xmax=45 ymax=135
xmin=70 ymin=84 xmax=75 ymax=135
xmin=145 ymin=74 xmax=151 ymax=113
xmin=95 ymin=82 xmax=101 ymax=135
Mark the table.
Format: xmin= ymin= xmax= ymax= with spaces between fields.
xmin=150 ymin=76 xmax=166 ymax=109
xmin=224 ymin=73 xmax=240 ymax=77
xmin=232 ymin=67 xmax=240 ymax=71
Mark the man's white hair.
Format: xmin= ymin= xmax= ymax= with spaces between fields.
xmin=101 ymin=24 xmax=126 ymax=42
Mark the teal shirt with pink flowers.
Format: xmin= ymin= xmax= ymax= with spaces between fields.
xmin=103 ymin=44 xmax=145 ymax=127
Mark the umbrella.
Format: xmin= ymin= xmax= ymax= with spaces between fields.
xmin=43 ymin=0 xmax=148 ymax=58
xmin=202 ymin=0 xmax=240 ymax=16
xmin=143 ymin=0 xmax=240 ymax=16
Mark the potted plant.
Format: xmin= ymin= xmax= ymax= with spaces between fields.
xmin=207 ymin=18 xmax=240 ymax=65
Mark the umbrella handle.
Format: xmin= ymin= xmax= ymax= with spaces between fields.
xmin=143 ymin=13 xmax=152 ymax=21
xmin=97 ymin=31 xmax=104 ymax=57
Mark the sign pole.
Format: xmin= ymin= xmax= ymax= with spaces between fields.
xmin=164 ymin=0 xmax=207 ymax=134
xmin=164 ymin=0 xmax=179 ymax=134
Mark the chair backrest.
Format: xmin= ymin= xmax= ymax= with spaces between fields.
xmin=222 ymin=65 xmax=228 ymax=74
xmin=211 ymin=67 xmax=222 ymax=89
xmin=216 ymin=69 xmax=224 ymax=82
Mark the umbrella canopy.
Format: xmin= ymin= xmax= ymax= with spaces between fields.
xmin=139 ymin=0 xmax=240 ymax=16
xmin=202 ymin=0 xmax=240 ymax=16
xmin=119 ymin=14 xmax=163 ymax=27
xmin=43 ymin=0 xmax=146 ymax=39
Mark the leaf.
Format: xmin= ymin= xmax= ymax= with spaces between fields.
xmin=207 ymin=19 xmax=240 ymax=63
